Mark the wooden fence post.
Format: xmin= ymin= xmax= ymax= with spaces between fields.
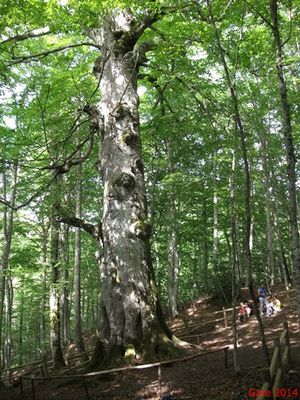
xmin=20 ymin=377 xmax=23 ymax=396
xmin=270 ymin=339 xmax=281 ymax=382
xmin=261 ymin=368 xmax=271 ymax=389
xmin=31 ymin=378 xmax=36 ymax=400
xmin=283 ymin=321 xmax=291 ymax=363
xmin=83 ymin=377 xmax=90 ymax=400
xmin=158 ymin=363 xmax=162 ymax=398
xmin=275 ymin=338 xmax=282 ymax=368
xmin=224 ymin=347 xmax=228 ymax=368
xmin=42 ymin=354 xmax=49 ymax=378
xmin=223 ymin=307 xmax=228 ymax=328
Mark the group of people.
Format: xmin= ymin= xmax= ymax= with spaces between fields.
xmin=258 ymin=282 xmax=282 ymax=317
xmin=238 ymin=282 xmax=282 ymax=322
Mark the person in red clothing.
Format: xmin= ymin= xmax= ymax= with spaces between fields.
xmin=238 ymin=301 xmax=247 ymax=322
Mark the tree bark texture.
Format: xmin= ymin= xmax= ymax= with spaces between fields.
xmin=49 ymin=172 xmax=66 ymax=368
xmin=229 ymin=146 xmax=240 ymax=371
xmin=3 ymin=276 xmax=13 ymax=369
xmin=88 ymin=9 xmax=172 ymax=359
xmin=202 ymin=189 xmax=209 ymax=289
xmin=60 ymin=223 xmax=70 ymax=348
xmin=40 ymin=220 xmax=49 ymax=353
xmin=166 ymin=139 xmax=180 ymax=318
xmin=0 ymin=164 xmax=17 ymax=369
xmin=73 ymin=160 xmax=86 ymax=355
xmin=261 ymin=131 xmax=275 ymax=286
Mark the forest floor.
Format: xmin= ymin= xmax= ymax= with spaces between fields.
xmin=1 ymin=285 xmax=300 ymax=400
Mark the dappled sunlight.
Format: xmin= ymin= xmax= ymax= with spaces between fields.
xmin=2 ymin=285 xmax=299 ymax=400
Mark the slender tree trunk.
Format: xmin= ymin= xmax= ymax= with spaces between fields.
xmin=40 ymin=220 xmax=49 ymax=353
xmin=3 ymin=276 xmax=13 ymax=369
xmin=206 ymin=0 xmax=269 ymax=364
xmin=60 ymin=222 xmax=69 ymax=348
xmin=156 ymin=88 xmax=180 ymax=317
xmin=192 ymin=242 xmax=200 ymax=296
xmin=49 ymin=172 xmax=66 ymax=369
xmin=18 ymin=285 xmax=24 ymax=365
xmin=279 ymin=242 xmax=292 ymax=286
xmin=202 ymin=189 xmax=209 ymax=289
xmin=212 ymin=157 xmax=228 ymax=303
xmin=212 ymin=157 xmax=219 ymax=278
xmin=230 ymin=146 xmax=240 ymax=371
xmin=270 ymin=0 xmax=300 ymax=321
xmin=272 ymin=195 xmax=293 ymax=288
xmin=74 ymin=160 xmax=86 ymax=355
xmin=166 ymin=139 xmax=180 ymax=317
xmin=261 ymin=135 xmax=275 ymax=286
xmin=0 ymin=163 xmax=17 ymax=369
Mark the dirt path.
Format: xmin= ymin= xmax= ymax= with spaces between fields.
xmin=1 ymin=290 xmax=299 ymax=400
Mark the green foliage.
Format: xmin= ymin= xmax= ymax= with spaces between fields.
xmin=0 ymin=0 xmax=298 ymax=366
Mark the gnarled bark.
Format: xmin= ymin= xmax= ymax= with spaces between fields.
xmin=86 ymin=8 xmax=176 ymax=365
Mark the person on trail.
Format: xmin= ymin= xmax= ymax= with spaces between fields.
xmin=246 ymin=300 xmax=254 ymax=317
xmin=258 ymin=282 xmax=268 ymax=316
xmin=238 ymin=302 xmax=247 ymax=322
xmin=273 ymin=295 xmax=282 ymax=313
xmin=266 ymin=296 xmax=275 ymax=317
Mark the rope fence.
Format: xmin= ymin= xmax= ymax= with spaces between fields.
xmin=20 ymin=346 xmax=229 ymax=400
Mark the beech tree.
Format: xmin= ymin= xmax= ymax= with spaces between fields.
xmin=84 ymin=6 xmax=179 ymax=362
xmin=0 ymin=0 xmax=299 ymax=371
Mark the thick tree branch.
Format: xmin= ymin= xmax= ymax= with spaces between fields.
xmin=0 ymin=27 xmax=50 ymax=46
xmin=128 ymin=14 xmax=158 ymax=46
xmin=8 ymin=42 xmax=101 ymax=65
xmin=55 ymin=216 xmax=102 ymax=242
xmin=133 ymin=40 xmax=156 ymax=69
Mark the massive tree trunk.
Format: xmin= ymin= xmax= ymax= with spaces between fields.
xmin=88 ymin=9 xmax=174 ymax=364
xmin=270 ymin=0 xmax=300 ymax=320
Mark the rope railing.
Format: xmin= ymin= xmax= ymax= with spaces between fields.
xmin=0 ymin=347 xmax=94 ymax=387
xmin=20 ymin=346 xmax=229 ymax=400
